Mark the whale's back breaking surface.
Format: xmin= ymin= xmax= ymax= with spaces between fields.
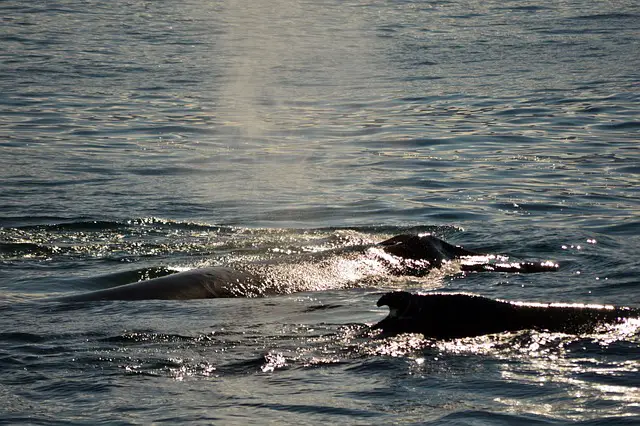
xmin=54 ymin=267 xmax=259 ymax=302
xmin=374 ymin=291 xmax=640 ymax=339
xmin=49 ymin=235 xmax=561 ymax=303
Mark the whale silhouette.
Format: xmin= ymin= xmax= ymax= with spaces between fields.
xmin=52 ymin=234 xmax=558 ymax=302
xmin=374 ymin=291 xmax=639 ymax=339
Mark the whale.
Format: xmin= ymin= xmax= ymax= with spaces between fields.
xmin=52 ymin=267 xmax=261 ymax=302
xmin=52 ymin=234 xmax=559 ymax=302
xmin=374 ymin=291 xmax=640 ymax=339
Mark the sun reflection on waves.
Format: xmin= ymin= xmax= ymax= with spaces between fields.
xmin=596 ymin=317 xmax=640 ymax=343
xmin=243 ymin=252 xmax=393 ymax=296
xmin=260 ymin=352 xmax=288 ymax=373
xmin=236 ymin=240 xmax=451 ymax=297
xmin=497 ymin=359 xmax=640 ymax=420
xmin=426 ymin=327 xmax=640 ymax=420
xmin=367 ymin=333 xmax=430 ymax=358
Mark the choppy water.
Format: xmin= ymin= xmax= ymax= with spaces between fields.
xmin=1 ymin=0 xmax=639 ymax=424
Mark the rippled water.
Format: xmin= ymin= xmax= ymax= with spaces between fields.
xmin=1 ymin=0 xmax=639 ymax=424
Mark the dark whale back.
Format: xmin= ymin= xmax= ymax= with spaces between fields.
xmin=52 ymin=267 xmax=260 ymax=302
xmin=377 ymin=234 xmax=558 ymax=274
xmin=48 ymin=235 xmax=560 ymax=302
xmin=378 ymin=234 xmax=478 ymax=263
xmin=374 ymin=291 xmax=639 ymax=339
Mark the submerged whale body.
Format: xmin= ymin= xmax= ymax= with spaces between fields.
xmin=374 ymin=291 xmax=640 ymax=339
xmin=53 ymin=234 xmax=558 ymax=302
xmin=54 ymin=267 xmax=258 ymax=302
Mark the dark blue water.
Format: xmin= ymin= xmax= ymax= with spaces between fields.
xmin=1 ymin=0 xmax=639 ymax=423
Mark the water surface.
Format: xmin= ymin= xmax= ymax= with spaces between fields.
xmin=1 ymin=0 xmax=639 ymax=423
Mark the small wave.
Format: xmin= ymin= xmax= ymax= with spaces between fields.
xmin=99 ymin=331 xmax=200 ymax=344
xmin=0 ymin=242 xmax=54 ymax=256
xmin=0 ymin=217 xmax=239 ymax=261
xmin=237 ymin=401 xmax=380 ymax=418
xmin=615 ymin=165 xmax=640 ymax=174
xmin=426 ymin=410 xmax=554 ymax=425
xmin=495 ymin=5 xmax=553 ymax=12
xmin=8 ymin=217 xmax=228 ymax=232
xmin=32 ymin=379 xmax=113 ymax=398
xmin=593 ymin=121 xmax=640 ymax=131
xmin=302 ymin=303 xmax=344 ymax=313
xmin=10 ymin=219 xmax=128 ymax=232
xmin=3 ymin=219 xmax=460 ymax=242
xmin=569 ymin=13 xmax=639 ymax=21
xmin=0 ymin=332 xmax=47 ymax=343
xmin=591 ymin=221 xmax=640 ymax=236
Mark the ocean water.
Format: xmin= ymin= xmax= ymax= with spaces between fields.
xmin=1 ymin=0 xmax=639 ymax=424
